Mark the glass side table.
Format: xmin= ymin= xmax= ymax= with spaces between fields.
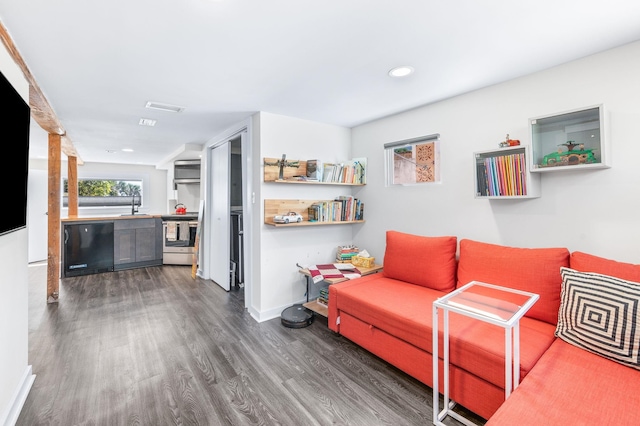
xmin=432 ymin=281 xmax=539 ymax=426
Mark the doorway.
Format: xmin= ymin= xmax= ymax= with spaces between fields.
xmin=205 ymin=124 xmax=251 ymax=311
xmin=229 ymin=138 xmax=244 ymax=288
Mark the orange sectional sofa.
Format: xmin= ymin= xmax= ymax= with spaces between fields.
xmin=487 ymin=251 xmax=640 ymax=425
xmin=328 ymin=231 xmax=640 ymax=422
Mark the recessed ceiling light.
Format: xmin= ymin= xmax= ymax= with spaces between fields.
xmin=145 ymin=101 xmax=185 ymax=113
xmin=388 ymin=66 xmax=414 ymax=78
xmin=122 ymin=148 xmax=134 ymax=152
xmin=139 ymin=118 xmax=157 ymax=127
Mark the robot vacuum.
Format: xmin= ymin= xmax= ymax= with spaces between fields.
xmin=280 ymin=304 xmax=314 ymax=328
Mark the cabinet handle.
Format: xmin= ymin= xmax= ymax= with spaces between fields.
xmin=64 ymin=229 xmax=69 ymax=244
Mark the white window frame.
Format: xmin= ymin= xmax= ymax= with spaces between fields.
xmin=384 ymin=133 xmax=441 ymax=186
xmin=62 ymin=177 xmax=144 ymax=210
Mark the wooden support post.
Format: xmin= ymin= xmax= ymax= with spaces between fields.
xmin=67 ymin=156 xmax=78 ymax=218
xmin=47 ymin=133 xmax=61 ymax=304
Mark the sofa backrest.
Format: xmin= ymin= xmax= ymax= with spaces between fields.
xmin=456 ymin=239 xmax=570 ymax=325
xmin=570 ymin=251 xmax=640 ymax=281
xmin=383 ymin=230 xmax=458 ymax=292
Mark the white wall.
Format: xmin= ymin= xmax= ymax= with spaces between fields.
xmin=0 ymin=44 xmax=34 ymax=426
xmin=174 ymin=183 xmax=201 ymax=213
xmin=351 ymin=40 xmax=640 ymax=264
xmin=256 ymin=112 xmax=353 ymax=320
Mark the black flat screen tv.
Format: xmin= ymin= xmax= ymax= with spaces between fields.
xmin=0 ymin=69 xmax=30 ymax=237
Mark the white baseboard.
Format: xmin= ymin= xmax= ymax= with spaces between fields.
xmin=254 ymin=298 xmax=308 ymax=323
xmin=1 ymin=365 xmax=35 ymax=426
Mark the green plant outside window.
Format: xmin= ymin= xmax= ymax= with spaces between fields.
xmin=62 ymin=178 xmax=142 ymax=208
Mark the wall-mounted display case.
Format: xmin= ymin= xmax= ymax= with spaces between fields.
xmin=474 ymin=145 xmax=540 ymax=199
xmin=529 ymin=105 xmax=609 ymax=172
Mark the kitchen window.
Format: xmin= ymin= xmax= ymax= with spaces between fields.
xmin=384 ymin=133 xmax=441 ymax=186
xmin=62 ymin=178 xmax=143 ymax=208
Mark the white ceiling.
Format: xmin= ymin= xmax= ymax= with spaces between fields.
xmin=3 ymin=0 xmax=640 ymax=167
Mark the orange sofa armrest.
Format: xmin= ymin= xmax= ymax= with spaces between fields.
xmin=328 ymin=277 xmax=373 ymax=332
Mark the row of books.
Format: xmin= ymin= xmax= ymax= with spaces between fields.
xmin=336 ymin=245 xmax=359 ymax=263
xmin=307 ymin=196 xmax=364 ymax=223
xmin=476 ymin=153 xmax=528 ymax=197
xmin=317 ymin=287 xmax=329 ymax=307
xmin=306 ymin=158 xmax=367 ymax=184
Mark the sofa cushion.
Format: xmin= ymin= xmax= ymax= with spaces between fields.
xmin=486 ymin=339 xmax=640 ymax=426
xmin=456 ymin=239 xmax=569 ymax=325
xmin=332 ymin=274 xmax=443 ymax=350
xmin=570 ymin=251 xmax=640 ymax=281
xmin=331 ymin=274 xmax=556 ymax=390
xmin=382 ymin=230 xmax=457 ymax=291
xmin=555 ymin=267 xmax=640 ymax=370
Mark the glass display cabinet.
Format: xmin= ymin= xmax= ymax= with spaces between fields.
xmin=529 ymin=105 xmax=609 ymax=172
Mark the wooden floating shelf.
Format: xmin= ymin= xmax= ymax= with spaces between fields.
xmin=271 ymin=179 xmax=364 ymax=186
xmin=265 ymin=220 xmax=365 ymax=227
xmin=263 ymin=157 xmax=366 ymax=185
xmin=264 ymin=198 xmax=364 ymax=227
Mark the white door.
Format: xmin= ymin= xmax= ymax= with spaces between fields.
xmin=210 ymin=142 xmax=231 ymax=290
xmin=27 ymin=169 xmax=48 ymax=263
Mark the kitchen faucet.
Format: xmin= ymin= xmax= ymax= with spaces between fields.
xmin=131 ymin=193 xmax=139 ymax=215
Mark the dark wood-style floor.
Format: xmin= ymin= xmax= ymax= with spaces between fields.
xmin=19 ymin=264 xmax=485 ymax=426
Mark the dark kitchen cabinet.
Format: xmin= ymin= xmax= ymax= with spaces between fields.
xmin=114 ymin=218 xmax=163 ymax=270
xmin=62 ymin=217 xmax=163 ymax=277
xmin=62 ymin=221 xmax=115 ymax=277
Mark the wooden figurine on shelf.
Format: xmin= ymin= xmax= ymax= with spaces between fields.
xmin=263 ymin=154 xmax=300 ymax=180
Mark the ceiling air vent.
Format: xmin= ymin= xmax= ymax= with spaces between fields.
xmin=145 ymin=101 xmax=185 ymax=113
xmin=138 ymin=118 xmax=157 ymax=127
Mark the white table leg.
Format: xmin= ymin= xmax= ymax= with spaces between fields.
xmin=443 ymin=309 xmax=450 ymax=409
xmin=433 ymin=307 xmax=439 ymax=424
xmin=504 ymin=327 xmax=512 ymax=398
xmin=513 ymin=322 xmax=520 ymax=389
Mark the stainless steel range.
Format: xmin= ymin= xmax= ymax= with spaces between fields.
xmin=162 ymin=214 xmax=198 ymax=265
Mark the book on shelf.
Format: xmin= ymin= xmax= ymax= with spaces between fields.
xmin=318 ymin=158 xmax=367 ymax=184
xmin=306 ymin=159 xmax=322 ymax=181
xmin=335 ymin=195 xmax=352 ymax=221
xmin=477 ymin=152 xmax=527 ymax=196
xmin=351 ymin=157 xmax=367 ymax=184
xmin=307 ymin=198 xmax=363 ymax=223
xmin=316 ymin=286 xmax=329 ymax=307
xmin=322 ymin=163 xmax=337 ymax=183
xmin=355 ymin=199 xmax=364 ymax=221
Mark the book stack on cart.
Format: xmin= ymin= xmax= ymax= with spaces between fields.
xmin=317 ymin=287 xmax=329 ymax=307
xmin=335 ymin=245 xmax=359 ymax=263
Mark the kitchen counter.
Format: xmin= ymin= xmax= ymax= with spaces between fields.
xmin=61 ymin=214 xmax=201 ymax=222
xmin=62 ymin=214 xmax=163 ymax=222
xmin=62 ymin=216 xmax=164 ymax=276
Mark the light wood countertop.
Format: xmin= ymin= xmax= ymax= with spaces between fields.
xmin=61 ymin=215 xmax=162 ymax=222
